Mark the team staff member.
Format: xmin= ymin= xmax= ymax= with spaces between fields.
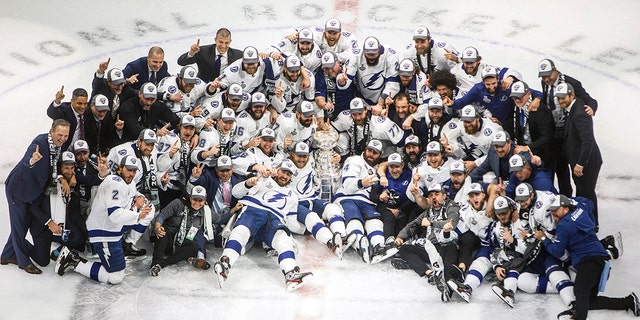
xmin=123 ymin=46 xmax=171 ymax=90
xmin=177 ymin=28 xmax=243 ymax=82
xmin=1 ymin=119 xmax=70 ymax=274
xmin=534 ymin=195 xmax=639 ymax=320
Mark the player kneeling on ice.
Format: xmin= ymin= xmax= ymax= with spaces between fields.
xmin=392 ymin=182 xmax=462 ymax=302
xmin=55 ymin=155 xmax=154 ymax=284
xmin=284 ymin=142 xmax=346 ymax=259
xmin=333 ymin=140 xmax=398 ymax=264
xmin=213 ymin=160 xmax=313 ymax=292
xmin=148 ymin=185 xmax=213 ymax=276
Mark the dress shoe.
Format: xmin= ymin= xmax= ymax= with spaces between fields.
xmin=1 ymin=258 xmax=18 ymax=265
xmin=20 ymin=264 xmax=42 ymax=274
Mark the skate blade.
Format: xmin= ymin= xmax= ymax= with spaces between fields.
xmin=615 ymin=231 xmax=623 ymax=257
xmin=286 ymin=274 xmax=313 ymax=293
xmin=491 ymin=286 xmax=514 ymax=308
xmin=371 ymin=247 xmax=398 ymax=264
xmin=447 ymin=280 xmax=471 ymax=303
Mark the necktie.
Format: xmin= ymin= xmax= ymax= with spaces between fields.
xmin=222 ymin=181 xmax=231 ymax=206
xmin=95 ymin=120 xmax=101 ymax=152
xmin=111 ymin=95 xmax=120 ymax=117
xmin=150 ymin=71 xmax=157 ymax=84
xmin=78 ymin=114 xmax=85 ymax=139
xmin=548 ymin=86 xmax=555 ymax=110
xmin=215 ymin=54 xmax=222 ymax=75
xmin=519 ymin=109 xmax=525 ymax=126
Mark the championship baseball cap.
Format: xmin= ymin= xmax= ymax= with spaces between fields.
xmin=554 ymin=83 xmax=574 ymax=98
xmin=227 ymin=83 xmax=244 ymax=100
xmin=493 ymin=196 xmax=512 ymax=214
xmin=548 ymin=194 xmax=575 ymax=211
xmin=538 ymin=59 xmax=556 ymax=77
xmin=285 ymin=55 xmax=302 ymax=71
xmin=363 ymin=36 xmax=380 ymax=54
xmin=426 ymin=141 xmax=442 ymax=154
xmin=279 ymin=159 xmax=296 ymax=173
xmin=138 ymin=128 xmax=157 ymax=144
xmin=92 ymin=94 xmax=110 ymax=111
xmin=220 ymin=108 xmax=236 ymax=122
xmin=514 ymin=182 xmax=534 ymax=201
xmin=298 ymin=28 xmax=314 ymax=43
xmin=61 ymin=151 xmax=76 ymax=164
xmin=120 ymin=155 xmax=139 ymax=170
xmin=460 ymin=105 xmax=478 ymax=122
xmin=324 ymin=18 xmax=341 ymax=32
xmin=387 ymin=153 xmax=403 ymax=166
xmin=413 ymin=26 xmax=430 ymax=40
xmin=73 ymin=140 xmax=89 ymax=154
xmin=481 ymin=66 xmax=498 ymax=79
xmin=366 ymin=139 xmax=383 ymax=153
xmin=297 ymin=101 xmax=315 ymax=117
xmin=141 ymin=82 xmax=157 ymax=99
xmin=467 ymin=183 xmax=484 ymax=195
xmin=427 ymin=183 xmax=443 ymax=193
xmin=405 ymin=135 xmax=420 ymax=146
xmin=461 ymin=46 xmax=480 ymax=63
xmin=349 ymin=97 xmax=366 ymax=114
xmin=216 ymin=155 xmax=233 ymax=170
xmin=242 ymin=46 xmax=260 ymax=64
xmin=179 ymin=66 xmax=198 ymax=84
xmin=510 ymin=81 xmax=530 ymax=99
xmin=181 ymin=115 xmax=196 ymax=127
xmin=450 ymin=160 xmax=466 ymax=174
xmin=293 ymin=142 xmax=310 ymax=156
xmin=106 ymin=68 xmax=125 ymax=85
xmin=260 ymin=127 xmax=276 ymax=140
xmin=321 ymin=52 xmax=339 ymax=69
xmin=398 ymin=59 xmax=415 ymax=77
xmin=509 ymin=154 xmax=527 ymax=172
xmin=190 ymin=185 xmax=207 ymax=200
xmin=428 ymin=97 xmax=444 ymax=110
xmin=251 ymin=92 xmax=267 ymax=107
xmin=492 ymin=131 xmax=511 ymax=147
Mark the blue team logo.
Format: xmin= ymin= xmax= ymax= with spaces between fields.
xmin=263 ymin=191 xmax=288 ymax=210
xmin=316 ymin=50 xmax=322 ymax=58
xmin=437 ymin=42 xmax=446 ymax=48
xmin=388 ymin=47 xmax=396 ymax=54
xmin=168 ymin=86 xmax=177 ymax=94
xmin=279 ymin=41 xmax=285 ymax=47
xmin=377 ymin=117 xmax=385 ymax=123
xmin=448 ymin=122 xmax=457 ymax=129
xmin=343 ymin=31 xmax=351 ymax=37
xmin=483 ymin=128 xmax=493 ymax=136
xmin=118 ymin=149 xmax=127 ymax=155
xmin=296 ymin=173 xmax=313 ymax=195
xmin=230 ymin=66 xmax=239 ymax=73
xmin=315 ymin=26 xmax=323 ymax=32
xmin=535 ymin=200 xmax=543 ymax=209
xmin=500 ymin=96 xmax=508 ymax=102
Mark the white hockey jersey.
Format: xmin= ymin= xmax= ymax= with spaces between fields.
xmin=157 ymin=76 xmax=211 ymax=118
xmin=232 ymin=110 xmax=272 ymax=151
xmin=451 ymin=63 xmax=523 ymax=94
xmin=231 ymin=146 xmax=286 ymax=177
xmin=526 ymin=190 xmax=557 ymax=238
xmin=333 ymin=154 xmax=378 ymax=205
xmin=272 ymin=112 xmax=317 ymax=153
xmin=402 ymin=39 xmax=458 ymax=74
xmin=86 ymin=174 xmax=143 ymax=243
xmin=442 ymin=118 xmax=502 ymax=166
xmin=107 ymin=142 xmax=166 ymax=202
xmin=232 ymin=176 xmax=298 ymax=221
xmin=156 ymin=132 xmax=196 ymax=191
xmin=456 ymin=202 xmax=493 ymax=246
xmin=331 ymin=111 xmax=404 ymax=157
xmin=406 ymin=160 xmax=452 ymax=202
xmin=219 ymin=57 xmax=283 ymax=94
xmin=355 ymin=45 xmax=400 ymax=105
xmin=311 ymin=28 xmax=359 ymax=54
xmin=270 ymin=68 xmax=316 ymax=113
xmin=196 ymin=90 xmax=250 ymax=124
xmin=265 ymin=40 xmax=323 ymax=72
xmin=490 ymin=216 xmax=530 ymax=265
xmin=192 ymin=126 xmax=238 ymax=166
xmin=289 ymin=156 xmax=319 ymax=200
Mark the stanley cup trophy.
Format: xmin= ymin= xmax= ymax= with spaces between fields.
xmin=313 ymin=130 xmax=341 ymax=202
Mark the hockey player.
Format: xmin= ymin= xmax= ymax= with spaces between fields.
xmin=356 ymin=36 xmax=400 ymax=109
xmin=155 ymin=115 xmax=200 ymax=207
xmin=441 ymin=159 xmax=477 ymax=205
xmin=332 ymin=97 xmax=406 ymax=158
xmin=272 ymin=101 xmax=317 ymax=153
xmin=232 ymin=128 xmax=286 ymax=178
xmin=333 ymin=139 xmax=398 ymax=264
xmin=395 ymin=58 xmax=431 ymax=107
xmin=403 ymin=97 xmax=453 ymax=143
xmin=450 ymin=46 xmax=520 ymax=93
xmin=211 ymin=46 xmax=281 ymax=95
xmin=192 ymin=108 xmax=236 ymax=167
xmin=504 ymin=152 xmax=557 ymax=199
xmin=285 ymin=142 xmax=346 ymax=258
xmin=232 ymin=92 xmax=272 ymax=154
xmin=269 ymin=55 xmax=315 ymax=114
xmin=157 ymin=65 xmax=215 ymax=119
xmin=213 ymin=160 xmax=313 ymax=292
xmin=310 ymin=18 xmax=359 ymax=54
xmin=406 ymin=141 xmax=451 ymax=203
xmin=196 ymin=83 xmax=249 ymax=130
xmin=402 ymin=26 xmax=458 ymax=78
xmin=314 ymin=51 xmax=358 ymax=121
xmin=440 ymin=105 xmax=502 ymax=173
xmin=266 ymin=28 xmax=323 ymax=72
xmin=55 ymin=155 xmax=154 ymax=284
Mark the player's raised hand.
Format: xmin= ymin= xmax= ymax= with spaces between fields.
xmin=443 ymin=219 xmax=453 ymax=232
xmin=189 ymin=39 xmax=201 ymax=56
xmin=191 ymin=162 xmax=205 ymax=179
xmin=275 ymin=81 xmax=284 ymax=99
xmin=283 ymin=133 xmax=293 ymax=149
xmin=169 ymin=140 xmax=180 ymax=157
xmin=30 ymin=145 xmax=42 ymax=165
xmin=443 ymin=48 xmax=458 ymax=62
xmin=361 ymin=174 xmax=380 ymax=188
xmin=97 ymin=153 xmax=109 ymax=178
xmin=190 ymin=105 xmax=203 ymax=117
xmin=114 ymin=114 xmax=124 ymax=131
xmin=337 ymin=67 xmax=348 ymax=85
xmin=285 ymin=31 xmax=299 ymax=42
xmin=98 ymin=58 xmax=110 ymax=74
xmin=54 ymin=85 xmax=65 ymax=104
xmin=206 ymin=144 xmax=220 ymax=157
xmin=156 ymin=123 xmax=171 ymax=137
xmin=161 ymin=171 xmax=170 ymax=184
xmin=379 ymin=189 xmax=390 ymax=202
xmin=424 ymin=73 xmax=431 ymax=88
xmin=246 ymin=176 xmax=260 ymax=187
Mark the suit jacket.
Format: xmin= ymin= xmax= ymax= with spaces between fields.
xmin=541 ymin=73 xmax=598 ymax=113
xmin=122 ymin=56 xmax=171 ymax=90
xmin=46 ymin=102 xmax=80 ymax=151
xmin=563 ymin=98 xmax=603 ymax=171
xmin=177 ymin=44 xmax=243 ymax=82
xmin=84 ymin=112 xmax=122 ymax=155
xmin=469 ymin=144 xmax=514 ymax=183
xmin=192 ymin=169 xmax=242 ymax=214
xmin=90 ymin=73 xmax=138 ymax=115
xmin=116 ymin=97 xmax=181 ymax=142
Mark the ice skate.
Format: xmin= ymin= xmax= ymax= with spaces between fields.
xmin=358 ymin=236 xmax=371 ymax=264
xmin=433 ymin=271 xmax=451 ymax=302
xmin=54 ymin=246 xmax=81 ymax=276
xmin=284 ymin=266 xmax=313 ymax=292
xmin=123 ymin=240 xmax=146 ymax=257
xmin=371 ymin=243 xmax=398 ymax=264
xmin=213 ymin=256 xmax=230 ymax=289
xmin=328 ymin=232 xmax=343 ymax=260
xmin=149 ymin=264 xmax=161 ymax=276
xmin=391 ymin=256 xmax=411 ymax=270
xmin=447 ymin=279 xmax=472 ymax=303
xmin=492 ymin=283 xmax=515 ymax=308
xmin=343 ymin=231 xmax=358 ymax=250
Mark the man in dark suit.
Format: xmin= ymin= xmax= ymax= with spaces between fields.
xmin=189 ymin=155 xmax=243 ymax=247
xmin=177 ymin=28 xmax=243 ymax=82
xmin=46 ymin=87 xmax=89 ymax=151
xmin=538 ymin=59 xmax=598 ymax=197
xmin=123 ymin=46 xmax=171 ymax=90
xmin=1 ymin=119 xmax=70 ymax=274
xmin=91 ymin=63 xmax=138 ymax=117
xmin=469 ymin=130 xmax=514 ymax=184
xmin=84 ymin=94 xmax=123 ymax=155
xmin=555 ymin=83 xmax=603 ymax=229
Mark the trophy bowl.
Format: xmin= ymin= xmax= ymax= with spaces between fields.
xmin=313 ymin=130 xmax=339 ymax=149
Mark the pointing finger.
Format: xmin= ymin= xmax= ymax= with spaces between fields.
xmin=106 ymin=57 xmax=111 ymax=65
xmin=162 ymin=123 xmax=170 ymax=129
xmin=196 ymin=38 xmax=200 ymax=46
xmin=35 ymin=145 xmax=39 ymax=153
xmin=60 ymin=85 xmax=64 ymax=93
xmin=116 ymin=114 xmax=121 ymax=122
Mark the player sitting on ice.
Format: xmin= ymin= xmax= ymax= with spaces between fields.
xmin=213 ymin=160 xmax=313 ymax=292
